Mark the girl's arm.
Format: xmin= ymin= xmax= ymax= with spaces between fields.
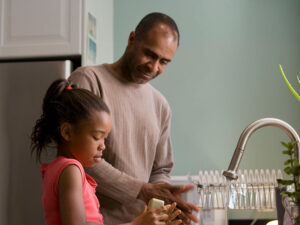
xmin=58 ymin=165 xmax=99 ymax=225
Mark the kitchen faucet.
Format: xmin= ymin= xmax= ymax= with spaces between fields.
xmin=223 ymin=118 xmax=300 ymax=180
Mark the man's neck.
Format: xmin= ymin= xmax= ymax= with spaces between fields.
xmin=108 ymin=58 xmax=131 ymax=83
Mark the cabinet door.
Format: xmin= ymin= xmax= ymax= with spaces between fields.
xmin=0 ymin=0 xmax=82 ymax=59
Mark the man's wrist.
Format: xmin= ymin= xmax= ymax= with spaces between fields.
xmin=137 ymin=182 xmax=150 ymax=202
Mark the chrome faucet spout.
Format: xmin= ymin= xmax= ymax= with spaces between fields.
xmin=223 ymin=118 xmax=300 ymax=180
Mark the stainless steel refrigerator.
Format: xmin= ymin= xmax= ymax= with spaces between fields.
xmin=0 ymin=60 xmax=73 ymax=225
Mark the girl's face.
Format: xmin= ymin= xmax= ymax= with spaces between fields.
xmin=66 ymin=110 xmax=112 ymax=168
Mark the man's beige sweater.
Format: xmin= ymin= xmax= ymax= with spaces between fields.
xmin=69 ymin=64 xmax=173 ymax=225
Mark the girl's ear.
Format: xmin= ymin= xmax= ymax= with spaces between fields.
xmin=60 ymin=122 xmax=73 ymax=142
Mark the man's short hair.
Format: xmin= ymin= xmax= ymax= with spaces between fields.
xmin=135 ymin=12 xmax=180 ymax=46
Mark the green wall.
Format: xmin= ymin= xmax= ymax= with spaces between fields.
xmin=113 ymin=0 xmax=300 ymax=176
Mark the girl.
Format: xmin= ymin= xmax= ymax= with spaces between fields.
xmin=30 ymin=79 xmax=181 ymax=225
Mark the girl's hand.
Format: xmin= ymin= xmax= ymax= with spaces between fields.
xmin=131 ymin=206 xmax=167 ymax=225
xmin=138 ymin=183 xmax=198 ymax=224
xmin=164 ymin=202 xmax=182 ymax=225
xmin=131 ymin=203 xmax=182 ymax=225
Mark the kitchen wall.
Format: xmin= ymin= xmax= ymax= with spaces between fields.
xmin=84 ymin=0 xmax=114 ymax=65
xmin=113 ymin=0 xmax=300 ymax=177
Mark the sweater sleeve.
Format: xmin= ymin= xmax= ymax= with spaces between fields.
xmin=149 ymin=101 xmax=173 ymax=184
xmin=68 ymin=68 xmax=144 ymax=204
xmin=86 ymin=160 xmax=143 ymax=204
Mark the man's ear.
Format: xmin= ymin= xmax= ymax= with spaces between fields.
xmin=60 ymin=122 xmax=73 ymax=142
xmin=128 ymin=31 xmax=136 ymax=45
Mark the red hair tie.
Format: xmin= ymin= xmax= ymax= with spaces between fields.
xmin=65 ymin=86 xmax=72 ymax=90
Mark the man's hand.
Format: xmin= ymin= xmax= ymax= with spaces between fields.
xmin=137 ymin=183 xmax=199 ymax=225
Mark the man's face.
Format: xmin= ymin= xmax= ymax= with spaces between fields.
xmin=125 ymin=24 xmax=178 ymax=84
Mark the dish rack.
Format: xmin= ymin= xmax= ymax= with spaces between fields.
xmin=188 ymin=169 xmax=283 ymax=211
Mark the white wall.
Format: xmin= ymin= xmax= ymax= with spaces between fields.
xmin=83 ymin=0 xmax=114 ymax=65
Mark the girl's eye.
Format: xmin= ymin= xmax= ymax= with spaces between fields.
xmin=93 ymin=136 xmax=99 ymax=141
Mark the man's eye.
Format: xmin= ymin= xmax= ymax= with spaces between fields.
xmin=145 ymin=51 xmax=157 ymax=60
xmin=161 ymin=60 xmax=168 ymax=65
xmin=146 ymin=53 xmax=154 ymax=59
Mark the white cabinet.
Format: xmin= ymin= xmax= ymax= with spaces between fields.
xmin=0 ymin=0 xmax=82 ymax=59
xmin=0 ymin=0 xmax=114 ymax=65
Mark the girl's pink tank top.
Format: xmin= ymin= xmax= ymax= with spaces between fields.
xmin=40 ymin=156 xmax=103 ymax=225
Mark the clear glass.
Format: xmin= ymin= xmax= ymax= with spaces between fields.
xmin=197 ymin=208 xmax=228 ymax=225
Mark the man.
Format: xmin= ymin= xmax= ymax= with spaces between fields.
xmin=69 ymin=12 xmax=198 ymax=225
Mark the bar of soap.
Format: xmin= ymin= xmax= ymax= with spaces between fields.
xmin=148 ymin=198 xmax=164 ymax=209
